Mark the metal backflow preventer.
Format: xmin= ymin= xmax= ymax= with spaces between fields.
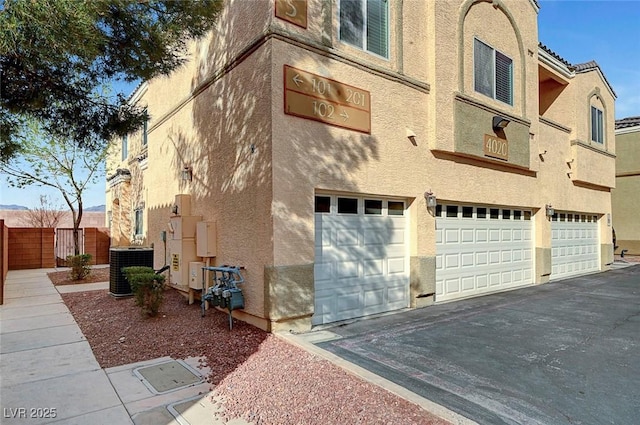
xmin=201 ymin=266 xmax=244 ymax=330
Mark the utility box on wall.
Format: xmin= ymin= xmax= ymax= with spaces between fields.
xmin=189 ymin=261 xmax=205 ymax=289
xmin=169 ymin=239 xmax=196 ymax=286
xmin=197 ymin=221 xmax=217 ymax=257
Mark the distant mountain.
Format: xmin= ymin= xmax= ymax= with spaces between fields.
xmin=85 ymin=205 xmax=106 ymax=212
xmin=0 ymin=204 xmax=28 ymax=210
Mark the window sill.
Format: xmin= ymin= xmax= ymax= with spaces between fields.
xmin=570 ymin=139 xmax=615 ymax=158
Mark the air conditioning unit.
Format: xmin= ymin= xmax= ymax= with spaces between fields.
xmin=189 ymin=261 xmax=205 ymax=290
xmin=109 ymin=247 xmax=154 ymax=297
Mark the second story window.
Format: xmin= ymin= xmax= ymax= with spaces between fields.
xmin=134 ymin=208 xmax=144 ymax=236
xmin=122 ymin=135 xmax=128 ymax=161
xmin=591 ymin=106 xmax=604 ymax=144
xmin=340 ymin=0 xmax=388 ymax=58
xmin=142 ymin=119 xmax=148 ymax=146
xmin=474 ymin=38 xmax=513 ymax=105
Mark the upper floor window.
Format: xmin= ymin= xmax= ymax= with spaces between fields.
xmin=340 ymin=0 xmax=388 ymax=58
xmin=591 ymin=106 xmax=604 ymax=144
xmin=142 ymin=119 xmax=148 ymax=146
xmin=474 ymin=38 xmax=513 ymax=105
xmin=134 ymin=208 xmax=144 ymax=236
xmin=121 ymin=135 xmax=128 ymax=161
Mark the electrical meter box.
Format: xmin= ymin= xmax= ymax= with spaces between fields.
xmin=196 ymin=221 xmax=217 ymax=257
xmin=189 ymin=261 xmax=205 ymax=290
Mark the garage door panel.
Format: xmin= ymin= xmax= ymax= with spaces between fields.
xmin=337 ymin=229 xmax=359 ymax=246
xmin=476 ymin=252 xmax=488 ymax=265
xmin=364 ymin=288 xmax=384 ymax=309
xmin=336 ymin=260 xmax=359 ymax=278
xmin=314 ymin=262 xmax=332 ymax=282
xmin=337 ymin=292 xmax=361 ymax=316
xmin=461 ymin=252 xmax=474 ymax=267
xmin=477 ymin=275 xmax=488 ymax=288
xmin=388 ymin=257 xmax=407 ymax=275
xmin=501 ymin=251 xmax=512 ymax=262
xmin=436 ymin=204 xmax=534 ymax=302
xmin=461 ymin=229 xmax=474 ymax=242
xmin=445 ymin=229 xmax=459 ymax=243
xmin=489 ymin=251 xmax=500 ymax=264
xmin=313 ymin=197 xmax=409 ymax=325
xmin=387 ymin=285 xmax=408 ymax=305
xmin=551 ymin=216 xmax=599 ymax=280
xmin=461 ymin=276 xmax=475 ymax=291
xmin=363 ymin=259 xmax=384 ymax=277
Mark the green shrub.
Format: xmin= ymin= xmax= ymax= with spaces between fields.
xmin=67 ymin=254 xmax=93 ymax=280
xmin=122 ymin=266 xmax=166 ymax=316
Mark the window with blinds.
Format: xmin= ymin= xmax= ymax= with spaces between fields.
xmin=474 ymin=38 xmax=513 ymax=105
xmin=591 ymin=106 xmax=604 ymax=144
xmin=340 ymin=0 xmax=388 ymax=58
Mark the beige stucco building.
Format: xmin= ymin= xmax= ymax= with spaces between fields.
xmin=612 ymin=116 xmax=640 ymax=255
xmin=106 ymin=0 xmax=616 ymax=332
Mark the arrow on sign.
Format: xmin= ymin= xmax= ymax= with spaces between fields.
xmin=292 ymin=74 xmax=303 ymax=87
xmin=340 ymin=109 xmax=349 ymax=121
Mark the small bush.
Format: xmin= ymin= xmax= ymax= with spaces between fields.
xmin=67 ymin=254 xmax=93 ymax=280
xmin=122 ymin=266 xmax=166 ymax=316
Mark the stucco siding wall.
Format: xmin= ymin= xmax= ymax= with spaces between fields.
xmin=142 ymin=42 xmax=274 ymax=319
xmin=615 ymin=130 xmax=639 ymax=174
xmin=612 ymin=128 xmax=640 ymax=254
xmin=538 ymin=123 xmax=611 ymax=215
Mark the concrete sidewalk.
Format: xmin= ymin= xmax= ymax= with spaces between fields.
xmin=0 ymin=268 xmax=133 ymax=425
xmin=0 ymin=268 xmax=249 ymax=425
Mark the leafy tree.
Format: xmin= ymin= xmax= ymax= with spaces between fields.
xmin=21 ymin=195 xmax=65 ymax=228
xmin=0 ymin=0 xmax=223 ymax=162
xmin=1 ymin=121 xmax=108 ymax=255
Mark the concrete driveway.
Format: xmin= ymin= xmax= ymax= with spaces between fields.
xmin=313 ymin=265 xmax=640 ymax=425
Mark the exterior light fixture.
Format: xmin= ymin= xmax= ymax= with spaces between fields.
xmin=545 ymin=204 xmax=554 ymax=217
xmin=181 ymin=166 xmax=193 ymax=182
xmin=492 ymin=115 xmax=510 ymax=130
xmin=424 ymin=191 xmax=437 ymax=208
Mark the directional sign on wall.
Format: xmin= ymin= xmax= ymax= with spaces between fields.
xmin=284 ymin=65 xmax=371 ymax=133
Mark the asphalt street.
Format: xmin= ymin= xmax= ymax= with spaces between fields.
xmin=317 ymin=265 xmax=640 ymax=425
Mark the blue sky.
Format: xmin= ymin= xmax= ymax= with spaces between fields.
xmin=1 ymin=0 xmax=638 ymax=210
xmin=538 ymin=0 xmax=640 ymax=119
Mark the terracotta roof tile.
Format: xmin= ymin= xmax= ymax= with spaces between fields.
xmin=615 ymin=116 xmax=640 ymax=130
xmin=538 ymin=42 xmax=573 ymax=68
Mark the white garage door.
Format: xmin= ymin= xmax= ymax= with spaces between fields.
xmin=551 ymin=212 xmax=600 ymax=280
xmin=313 ymin=195 xmax=409 ymax=325
xmin=436 ymin=205 xmax=534 ymax=302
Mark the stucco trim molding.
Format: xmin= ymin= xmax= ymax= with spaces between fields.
xmin=431 ymin=149 xmax=537 ymax=176
xmin=539 ymin=116 xmax=571 ymax=134
xmin=106 ymin=168 xmax=132 ymax=187
xmin=570 ymin=139 xmax=616 ymax=159
xmin=455 ymin=93 xmax=531 ymax=127
xmin=615 ymin=125 xmax=640 ymax=135
xmin=616 ymin=172 xmax=640 ymax=178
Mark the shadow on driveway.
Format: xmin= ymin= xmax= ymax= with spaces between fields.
xmin=316 ymin=266 xmax=640 ymax=425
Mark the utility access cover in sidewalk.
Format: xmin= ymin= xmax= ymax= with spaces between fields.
xmin=133 ymin=360 xmax=203 ymax=394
